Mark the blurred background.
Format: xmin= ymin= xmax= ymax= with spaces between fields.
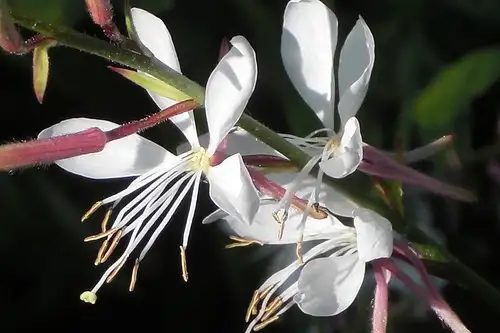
xmin=1 ymin=0 xmax=499 ymax=332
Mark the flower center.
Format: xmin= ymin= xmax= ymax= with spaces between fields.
xmin=188 ymin=147 xmax=210 ymax=173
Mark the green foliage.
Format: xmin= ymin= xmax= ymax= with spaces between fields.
xmin=410 ymin=46 xmax=500 ymax=138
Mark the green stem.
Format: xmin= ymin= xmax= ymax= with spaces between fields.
xmin=12 ymin=16 xmax=500 ymax=311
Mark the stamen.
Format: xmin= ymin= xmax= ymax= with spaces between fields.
xmin=262 ymin=297 xmax=282 ymax=321
xmin=295 ymin=241 xmax=303 ymax=264
xmin=84 ymin=227 xmax=119 ymax=242
xmin=246 ymin=290 xmax=261 ymax=323
xmin=253 ymin=316 xmax=279 ymax=331
xmin=106 ymin=258 xmax=126 ymax=283
xmin=100 ymin=229 xmax=123 ymax=263
xmin=129 ymin=259 xmax=140 ymax=292
xmin=94 ymin=239 xmax=109 ymax=265
xmin=101 ymin=208 xmax=113 ymax=232
xmin=226 ymin=235 xmax=263 ymax=249
xmin=180 ymin=246 xmax=188 ymax=282
xmin=81 ymin=201 xmax=103 ymax=222
xmin=272 ymin=210 xmax=288 ymax=240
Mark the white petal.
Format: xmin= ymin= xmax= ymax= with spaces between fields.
xmin=38 ymin=118 xmax=173 ymax=179
xmin=130 ymin=7 xmax=199 ymax=147
xmin=353 ymin=208 xmax=393 ymax=262
xmin=205 ymin=36 xmax=257 ymax=155
xmin=319 ymin=117 xmax=363 ymax=178
xmin=130 ymin=7 xmax=181 ymax=71
xmin=295 ymin=254 xmax=365 ymax=316
xmin=206 ymin=154 xmax=260 ymax=224
xmin=177 ymin=128 xmax=283 ymax=157
xmin=217 ymin=199 xmax=347 ymax=244
xmin=281 ymin=0 xmax=337 ymax=128
xmin=338 ymin=17 xmax=375 ymax=127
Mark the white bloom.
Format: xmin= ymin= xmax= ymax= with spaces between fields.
xmin=280 ymin=0 xmax=375 ymax=178
xmin=38 ymin=8 xmax=260 ymax=301
xmin=209 ymin=205 xmax=392 ymax=332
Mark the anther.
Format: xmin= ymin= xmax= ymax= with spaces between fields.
xmin=101 ymin=208 xmax=113 ymax=232
xmin=262 ymin=297 xmax=282 ymax=321
xmin=106 ymin=259 xmax=126 ymax=283
xmin=100 ymin=229 xmax=122 ymax=263
xmin=180 ymin=246 xmax=189 ymax=282
xmin=246 ymin=290 xmax=260 ymax=323
xmin=81 ymin=201 xmax=103 ymax=222
xmin=129 ymin=259 xmax=140 ymax=292
xmin=253 ymin=315 xmax=279 ymax=331
xmin=94 ymin=239 xmax=109 ymax=265
xmin=295 ymin=241 xmax=304 ymax=264
xmin=84 ymin=227 xmax=119 ymax=242
xmin=226 ymin=235 xmax=264 ymax=249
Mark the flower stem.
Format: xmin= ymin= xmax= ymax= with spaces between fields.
xmin=10 ymin=14 xmax=500 ymax=311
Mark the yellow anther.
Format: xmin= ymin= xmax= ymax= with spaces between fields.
xmin=101 ymin=208 xmax=113 ymax=232
xmin=94 ymin=239 xmax=109 ymax=265
xmin=129 ymin=259 xmax=140 ymax=292
xmin=180 ymin=246 xmax=189 ymax=282
xmin=80 ymin=291 xmax=97 ymax=304
xmin=83 ymin=227 xmax=119 ymax=242
xmin=81 ymin=201 xmax=103 ymax=222
xmin=100 ymin=229 xmax=122 ymax=263
xmin=226 ymin=236 xmax=263 ymax=249
xmin=262 ymin=297 xmax=282 ymax=321
xmin=253 ymin=315 xmax=279 ymax=331
xmin=246 ymin=290 xmax=260 ymax=323
xmin=296 ymin=241 xmax=304 ymax=264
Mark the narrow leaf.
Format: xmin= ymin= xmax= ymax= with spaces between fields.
xmin=411 ymin=46 xmax=500 ymax=134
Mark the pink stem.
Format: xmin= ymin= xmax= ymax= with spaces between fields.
xmin=372 ymin=261 xmax=390 ymax=333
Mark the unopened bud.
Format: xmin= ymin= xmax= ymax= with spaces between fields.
xmin=0 ymin=0 xmax=25 ymax=54
xmin=33 ymin=38 xmax=57 ymax=103
xmin=0 ymin=128 xmax=108 ymax=171
xmin=85 ymin=0 xmax=113 ymax=26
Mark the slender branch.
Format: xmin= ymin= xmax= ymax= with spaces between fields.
xmin=11 ymin=15 xmax=500 ymax=311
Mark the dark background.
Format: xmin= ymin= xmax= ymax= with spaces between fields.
xmin=1 ymin=0 xmax=499 ymax=332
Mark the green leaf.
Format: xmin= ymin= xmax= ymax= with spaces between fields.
xmin=411 ymin=46 xmax=500 ymax=135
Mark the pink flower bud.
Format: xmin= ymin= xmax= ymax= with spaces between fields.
xmin=85 ymin=0 xmax=113 ymax=26
xmin=0 ymin=0 xmax=24 ymax=54
xmin=0 ymin=128 xmax=107 ymax=171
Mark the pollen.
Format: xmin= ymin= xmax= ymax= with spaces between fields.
xmin=188 ymin=147 xmax=210 ymax=173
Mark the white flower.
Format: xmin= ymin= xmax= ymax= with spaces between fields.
xmin=208 ymin=202 xmax=392 ymax=332
xmin=280 ymin=0 xmax=375 ymax=179
xmin=38 ymin=8 xmax=260 ymax=302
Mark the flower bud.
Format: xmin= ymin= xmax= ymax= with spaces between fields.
xmin=0 ymin=0 xmax=24 ymax=54
xmin=85 ymin=0 xmax=113 ymax=26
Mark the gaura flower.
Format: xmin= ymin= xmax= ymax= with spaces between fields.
xmin=269 ymin=0 xmax=374 ymax=236
xmin=210 ymin=202 xmax=470 ymax=333
xmin=38 ymin=8 xmax=260 ymax=303
xmin=280 ymin=0 xmax=374 ymax=179
xmin=207 ymin=204 xmax=392 ymax=332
